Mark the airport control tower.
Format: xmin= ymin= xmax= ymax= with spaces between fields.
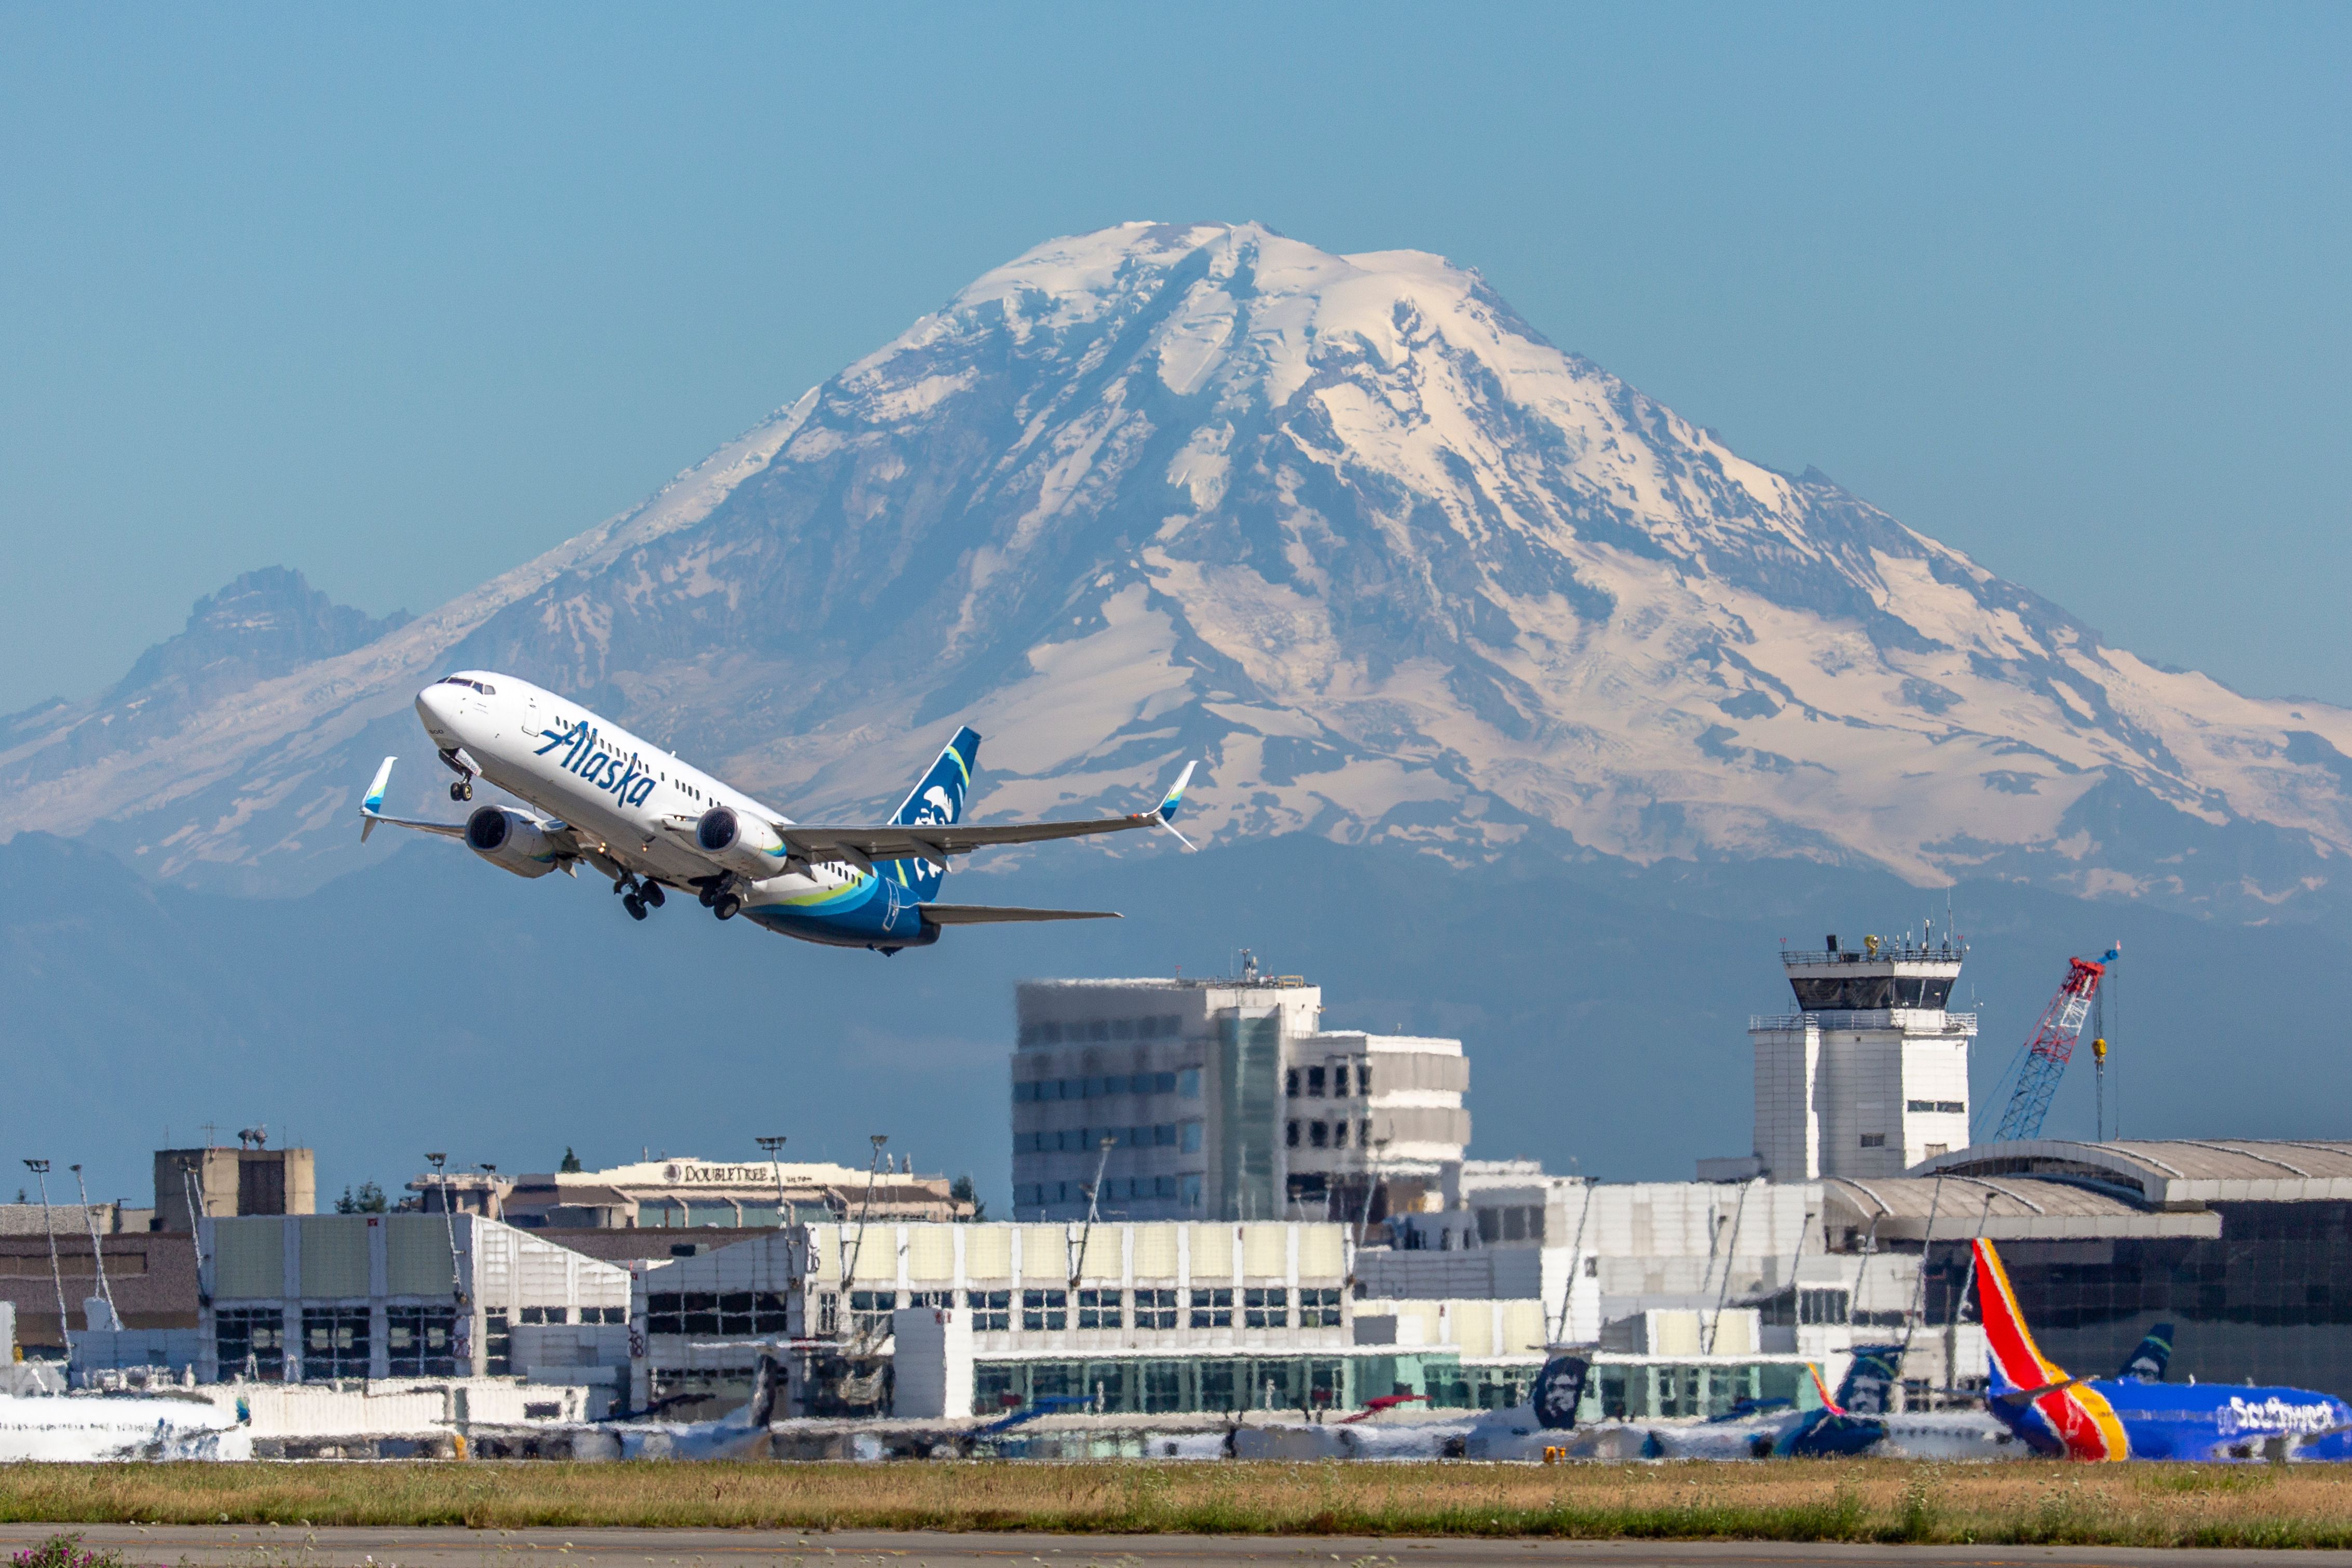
xmin=1722 ymin=932 xmax=1975 ymax=1181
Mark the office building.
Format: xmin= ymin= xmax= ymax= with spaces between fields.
xmin=1011 ymin=960 xmax=1470 ymax=1222
xmin=493 ymin=1156 xmax=970 ymax=1230
xmin=191 ymin=1213 xmax=633 ymax=1409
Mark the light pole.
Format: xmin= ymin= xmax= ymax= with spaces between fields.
xmin=69 ymin=1164 xmax=117 ymax=1329
xmin=841 ymin=1135 xmax=887 ymax=1311
xmin=755 ymin=1136 xmax=793 ymax=1228
xmin=23 ymin=1161 xmax=68 ymax=1351
xmin=426 ymin=1152 xmax=466 ymax=1308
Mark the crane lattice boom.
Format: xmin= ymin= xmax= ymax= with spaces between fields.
xmin=1991 ymin=956 xmax=2107 ymax=1142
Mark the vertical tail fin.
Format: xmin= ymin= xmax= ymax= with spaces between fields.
xmin=1834 ymin=1345 xmax=1904 ymax=1416
xmin=1973 ymin=1237 xmax=2069 ymax=1398
xmin=2118 ymin=1324 xmax=2174 ymax=1381
xmin=886 ymin=727 xmax=981 ymax=899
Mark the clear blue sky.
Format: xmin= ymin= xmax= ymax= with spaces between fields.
xmin=3 ymin=4 xmax=2346 ymax=712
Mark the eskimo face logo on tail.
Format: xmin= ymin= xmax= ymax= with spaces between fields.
xmin=535 ymin=721 xmax=658 ymax=808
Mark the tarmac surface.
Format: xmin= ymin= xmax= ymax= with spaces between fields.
xmin=0 ymin=1526 xmax=2344 ymax=1568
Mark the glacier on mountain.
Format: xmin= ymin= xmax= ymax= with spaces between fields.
xmin=5 ymin=220 xmax=2350 ymax=920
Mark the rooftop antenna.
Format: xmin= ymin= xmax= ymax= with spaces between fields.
xmin=23 ymin=1161 xmax=69 ymax=1346
xmin=70 ymin=1164 xmax=118 ymax=1327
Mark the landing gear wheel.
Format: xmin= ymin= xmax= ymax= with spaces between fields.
xmin=713 ymin=893 xmax=742 ymax=921
xmin=623 ymin=894 xmax=647 ymax=921
xmin=697 ymin=885 xmax=717 ymax=908
xmin=642 ymin=882 xmax=666 ymax=908
xmin=449 ymin=779 xmax=473 ymax=802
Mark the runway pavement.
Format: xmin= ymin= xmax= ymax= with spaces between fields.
xmin=0 ymin=1525 xmax=2344 ymax=1568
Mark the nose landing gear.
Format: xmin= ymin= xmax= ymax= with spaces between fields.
xmin=449 ymin=779 xmax=473 ymax=802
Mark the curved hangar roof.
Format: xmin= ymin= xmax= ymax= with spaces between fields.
xmin=1911 ymin=1138 xmax=2352 ymax=1209
xmin=1820 ymin=1174 xmax=2221 ymax=1242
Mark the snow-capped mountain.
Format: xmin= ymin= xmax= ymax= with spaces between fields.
xmin=8 ymin=221 xmax=2352 ymax=918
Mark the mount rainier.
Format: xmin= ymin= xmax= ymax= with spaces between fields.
xmin=7 ymin=220 xmax=2350 ymax=922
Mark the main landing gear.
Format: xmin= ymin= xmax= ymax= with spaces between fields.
xmin=695 ymin=878 xmax=743 ymax=921
xmin=616 ymin=874 xmax=668 ymax=922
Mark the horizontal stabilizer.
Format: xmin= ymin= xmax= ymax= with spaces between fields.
xmin=917 ymin=904 xmax=1121 ymax=924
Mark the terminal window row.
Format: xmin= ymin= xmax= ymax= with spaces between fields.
xmin=1014 ymin=1070 xmax=1199 ymax=1101
xmin=514 ymin=1305 xmax=627 ymax=1324
xmin=1906 ymin=1099 xmax=1966 ymax=1113
xmin=1017 ymin=1175 xmax=1200 ymax=1206
xmin=846 ymin=1286 xmax=1341 ymax=1332
xmin=1287 ymin=1119 xmax=1372 ymax=1149
xmin=1286 ymin=1064 xmax=1368 ymax=1099
xmin=1015 ymin=1123 xmax=1201 ymax=1154
xmin=214 ymin=1305 xmax=459 ymax=1381
xmin=1021 ymin=1015 xmax=1185 ymax=1045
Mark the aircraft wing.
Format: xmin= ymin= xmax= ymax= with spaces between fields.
xmin=778 ymin=761 xmax=1199 ymax=866
xmin=918 ymin=904 xmax=1121 ymax=924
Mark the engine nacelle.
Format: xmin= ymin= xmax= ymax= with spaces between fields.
xmin=465 ymin=805 xmax=563 ymax=879
xmin=695 ymin=805 xmax=793 ymax=880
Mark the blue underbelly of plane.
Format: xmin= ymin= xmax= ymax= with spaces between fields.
xmin=743 ymin=879 xmax=940 ymax=950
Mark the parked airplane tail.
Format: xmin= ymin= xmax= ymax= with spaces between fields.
xmin=1974 ymin=1237 xmax=2130 ymax=1460
xmin=887 ymin=727 xmax=981 ymax=899
xmin=1834 ymin=1344 xmax=1904 ymax=1416
xmin=2118 ymin=1324 xmax=2175 ymax=1382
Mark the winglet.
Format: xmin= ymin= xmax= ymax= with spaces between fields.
xmin=361 ymin=757 xmax=397 ymax=843
xmin=1154 ymin=760 xmax=1199 ymax=851
xmin=1155 ymin=760 xmax=1197 ymax=822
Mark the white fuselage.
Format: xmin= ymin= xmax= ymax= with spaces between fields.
xmin=414 ymin=671 xmax=861 ymax=902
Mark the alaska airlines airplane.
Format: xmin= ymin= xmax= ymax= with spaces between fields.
xmin=358 ymin=671 xmax=1195 ymax=954
xmin=1975 ymin=1236 xmax=2352 ymax=1462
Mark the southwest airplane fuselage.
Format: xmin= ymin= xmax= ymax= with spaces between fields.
xmin=1975 ymin=1237 xmax=2352 ymax=1462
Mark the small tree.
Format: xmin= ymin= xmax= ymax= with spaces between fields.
xmin=351 ymin=1180 xmax=388 ymax=1214
xmin=949 ymin=1173 xmax=986 ymax=1223
xmin=334 ymin=1185 xmax=357 ymax=1215
xmin=559 ymin=1146 xmax=583 ymax=1174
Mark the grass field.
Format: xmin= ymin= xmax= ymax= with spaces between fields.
xmin=5 ymin=1461 xmax=2352 ymax=1549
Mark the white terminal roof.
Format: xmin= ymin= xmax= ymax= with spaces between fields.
xmin=1821 ymin=1176 xmax=2221 ymax=1240
xmin=1912 ymin=1138 xmax=2352 ymax=1209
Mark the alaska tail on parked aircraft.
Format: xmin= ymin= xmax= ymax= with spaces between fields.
xmin=359 ymin=671 xmax=1197 ymax=953
xmin=1975 ymin=1238 xmax=2352 ymax=1462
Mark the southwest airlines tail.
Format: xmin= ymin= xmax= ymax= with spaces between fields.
xmin=1974 ymin=1237 xmax=2129 ymax=1460
xmin=888 ymin=726 xmax=981 ymax=901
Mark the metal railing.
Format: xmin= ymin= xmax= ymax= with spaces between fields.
xmin=1749 ymin=1010 xmax=1978 ymax=1033
xmin=1779 ymin=948 xmax=1965 ymax=966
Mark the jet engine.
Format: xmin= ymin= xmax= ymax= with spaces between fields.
xmin=695 ymin=805 xmax=794 ymax=880
xmin=464 ymin=805 xmax=564 ymax=879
